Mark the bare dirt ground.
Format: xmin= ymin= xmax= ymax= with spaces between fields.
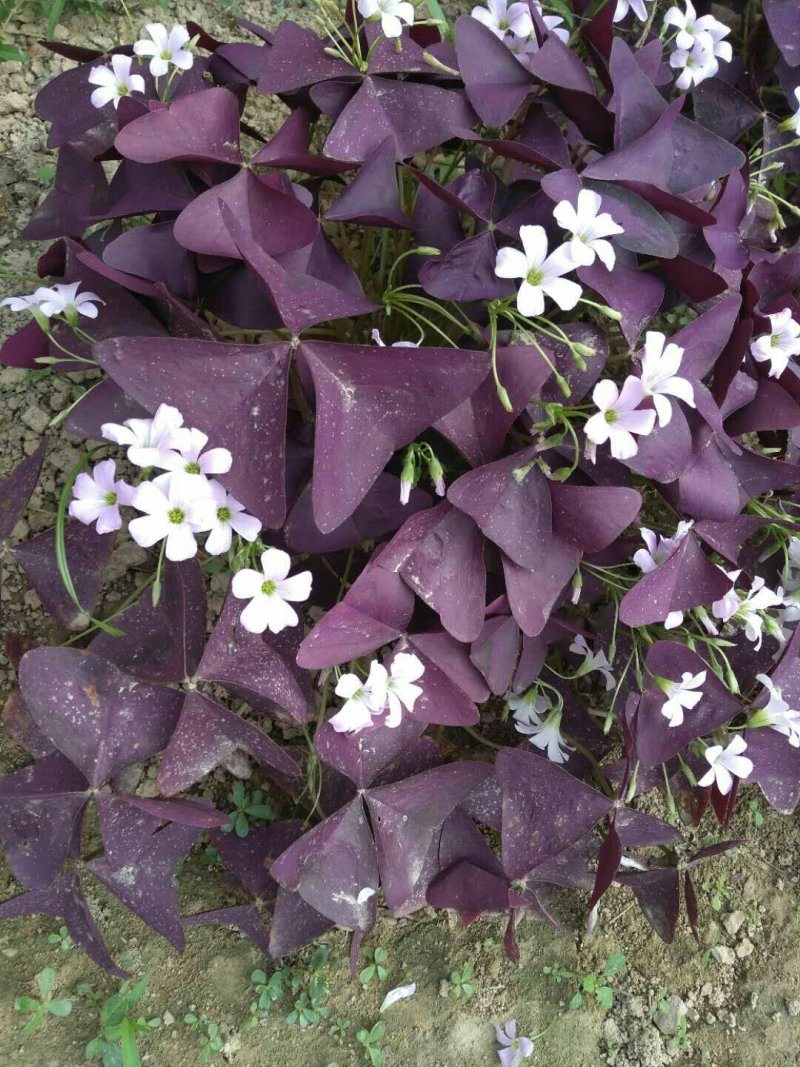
xmin=1 ymin=4 xmax=800 ymax=1066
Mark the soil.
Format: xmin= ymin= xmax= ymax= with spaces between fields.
xmin=2 ymin=3 xmax=800 ymax=1067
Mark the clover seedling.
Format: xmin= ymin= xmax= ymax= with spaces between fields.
xmin=356 ymin=1021 xmax=387 ymax=1067
xmin=447 ymin=960 xmax=476 ymax=1000
xmin=221 ymin=780 xmax=274 ymax=838
xmin=545 ymin=953 xmax=626 ymax=1011
xmin=86 ymin=976 xmax=161 ymax=1067
xmin=47 ymin=924 xmax=73 ymax=953
xmin=359 ymin=947 xmax=389 ymax=986
xmin=14 ymin=967 xmax=72 ymax=1036
xmin=330 ymin=1017 xmax=351 ymax=1043
xmin=184 ymin=1014 xmax=224 ymax=1062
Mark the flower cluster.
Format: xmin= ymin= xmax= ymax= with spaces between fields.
xmin=330 ymin=653 xmax=425 ymax=734
xmin=88 ymin=23 xmax=194 ymax=109
xmin=471 ymin=0 xmax=567 ymax=71
xmin=76 ymin=403 xmax=263 ymax=564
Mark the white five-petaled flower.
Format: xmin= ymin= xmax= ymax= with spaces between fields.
xmin=569 ymin=634 xmax=615 ymax=690
xmin=664 ymin=1 xmax=732 ymax=61
xmin=202 ymin=480 xmax=262 ymax=556
xmin=697 ymin=735 xmax=753 ymax=796
xmin=553 ymin=190 xmax=624 ymax=271
xmin=584 ymin=376 xmax=656 ymax=461
xmin=231 ymin=548 xmax=312 ymax=635
xmin=0 ymin=287 xmax=57 ymax=314
xmin=128 ymin=472 xmax=215 ymax=562
xmin=357 ymin=0 xmax=414 ymax=38
xmin=329 ymin=661 xmax=390 ymax=734
xmin=133 ymin=23 xmax=194 ymax=78
xmin=69 ymin=459 xmax=134 ymax=535
xmin=713 ymin=575 xmax=784 ymax=649
xmin=639 ymin=331 xmax=695 ymax=426
xmin=88 ymin=54 xmax=145 ymax=110
xmin=101 ymin=403 xmax=191 ymax=469
xmin=633 ymin=520 xmax=693 ymax=575
xmin=659 ymin=670 xmax=706 ymax=728
xmin=750 ymin=308 xmax=800 ymax=379
xmin=470 ymin=0 xmax=532 ymax=40
xmin=754 ymin=673 xmax=800 ymax=747
xmin=669 ymin=39 xmax=718 ymax=92
xmin=495 ymin=225 xmax=582 ymax=318
xmin=513 ymin=698 xmax=574 ymax=764
xmin=37 ymin=282 xmax=102 ymax=321
xmin=385 ymin=652 xmax=425 ymax=727
xmin=495 ymin=1019 xmax=534 ymax=1067
xmin=161 ymin=427 xmax=233 ymax=481
xmin=613 ymin=0 xmax=651 ymax=23
xmin=506 ymin=688 xmax=549 ymax=720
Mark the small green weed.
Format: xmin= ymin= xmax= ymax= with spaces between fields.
xmin=14 ymin=967 xmax=72 ymax=1036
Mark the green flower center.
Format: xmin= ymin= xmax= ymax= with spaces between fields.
xmin=167 ymin=507 xmax=185 ymax=525
xmin=184 ymin=461 xmax=201 ymax=474
xmin=103 ymin=491 xmax=117 ymax=506
xmin=604 ymin=409 xmax=619 ymax=424
xmin=261 ymin=579 xmax=276 ymax=596
xmin=117 ymin=85 xmax=129 ymax=96
xmin=771 ymin=334 xmax=781 ymax=348
xmin=217 ymin=506 xmax=231 ymax=523
xmin=161 ymin=49 xmax=172 ymax=60
xmin=526 ymin=268 xmax=544 ymax=287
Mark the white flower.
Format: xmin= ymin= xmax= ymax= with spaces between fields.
xmin=356 ymin=887 xmax=376 ymax=904
xmin=754 ymin=674 xmax=800 ymax=747
xmin=613 ymin=0 xmax=651 ymax=22
xmin=202 ymin=480 xmax=261 ymax=556
xmin=584 ymin=376 xmax=656 ymax=461
xmin=231 ymin=548 xmax=312 ymax=635
xmin=370 ymin=328 xmax=419 ymax=349
xmin=494 ymin=225 xmax=582 ymax=318
xmin=788 ymin=87 xmax=800 ymax=135
xmin=0 ymin=287 xmax=55 ymax=314
xmin=128 ymin=472 xmax=215 ymax=562
xmin=750 ymin=309 xmax=800 ymax=379
xmin=659 ymin=670 xmax=706 ymax=728
xmin=101 ymin=403 xmax=191 ymax=469
xmin=133 ymin=23 xmax=194 ymax=78
xmin=714 ymin=576 xmax=784 ymax=649
xmin=669 ymin=40 xmax=718 ymax=92
xmin=520 ymin=713 xmax=574 ymax=764
xmin=36 ymin=282 xmax=103 ymax=321
xmin=495 ymin=1020 xmax=534 ymax=1066
xmin=507 ymin=689 xmax=548 ymax=721
xmin=633 ymin=521 xmax=693 ymax=574
xmin=513 ymin=694 xmax=573 ymax=763
xmin=470 ymin=0 xmax=532 ymax=39
xmin=553 ymin=190 xmax=624 ymax=271
xmin=88 ymin=54 xmax=145 ymax=110
xmin=385 ymin=652 xmax=425 ymax=727
xmin=697 ymin=735 xmax=753 ymax=795
xmin=569 ymin=634 xmax=616 ymax=690
xmin=161 ymin=427 xmax=233 ymax=481
xmin=639 ymin=331 xmax=695 ymax=426
xmin=664 ymin=1 xmax=731 ymax=61
xmin=357 ymin=0 xmax=414 ymax=38
xmin=69 ymin=459 xmax=134 ymax=535
xmin=329 ymin=661 xmax=389 ymax=734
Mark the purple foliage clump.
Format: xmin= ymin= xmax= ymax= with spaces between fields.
xmin=1 ymin=0 xmax=800 ymax=974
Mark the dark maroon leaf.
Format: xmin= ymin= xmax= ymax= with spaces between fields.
xmin=115 ymin=87 xmax=242 ymax=164
xmin=158 ymin=691 xmax=301 ymax=795
xmin=315 ymin=715 xmax=426 ymax=789
xmin=325 ymin=138 xmax=409 ymax=228
xmin=618 ymin=867 xmax=680 ymax=943
xmin=498 ymin=747 xmax=612 ymax=878
xmin=453 ymin=15 xmax=532 ymax=127
xmin=19 ymin=647 xmax=182 ymax=787
xmin=0 ymin=441 xmax=45 ymax=542
xmin=302 ymin=339 xmax=488 ymax=532
xmin=91 ymin=560 xmax=206 ymax=683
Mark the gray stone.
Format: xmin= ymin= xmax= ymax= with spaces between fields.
xmin=653 ymin=994 xmax=688 ymax=1037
